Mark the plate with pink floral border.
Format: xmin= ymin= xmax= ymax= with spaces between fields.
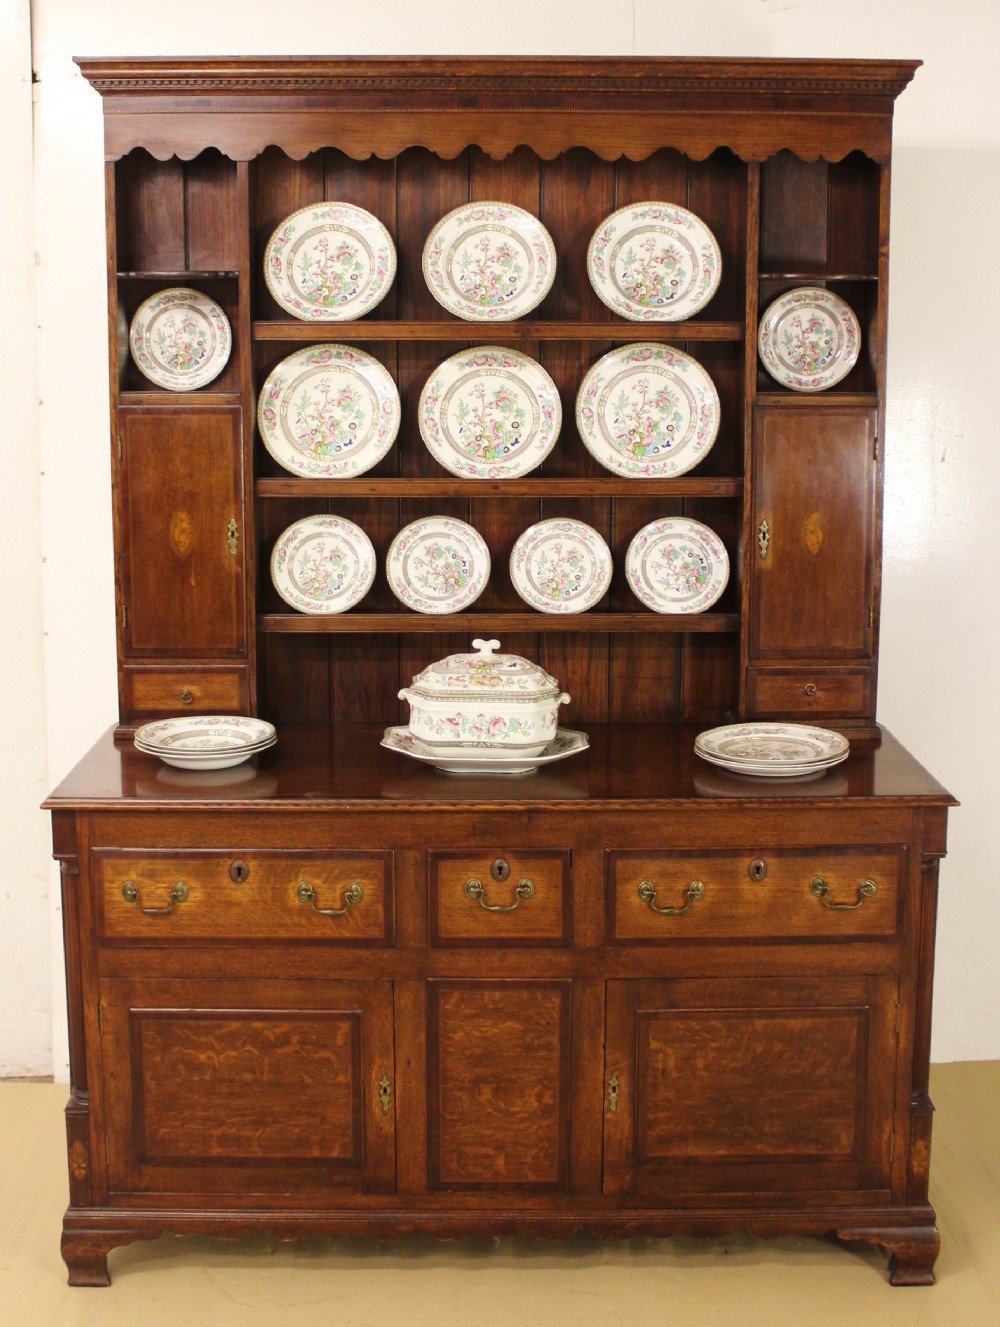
xmin=263 ymin=201 xmax=396 ymax=321
xmin=510 ymin=518 xmax=612 ymax=615
xmin=576 ymin=342 xmax=719 ymax=478
xmin=587 ymin=201 xmax=722 ymax=321
xmin=386 ymin=516 xmax=491 ymax=615
xmin=626 ymin=516 xmax=729 ymax=614
xmin=270 ymin=514 xmax=376 ymax=615
xmin=757 ymin=286 xmax=861 ymax=391
xmin=419 ymin=346 xmax=562 ymax=479
xmin=422 ymin=201 xmax=556 ymax=321
xmin=129 ymin=287 xmax=231 ymax=391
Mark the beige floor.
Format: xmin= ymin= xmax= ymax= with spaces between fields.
xmin=1 ymin=1063 xmax=998 ymax=1327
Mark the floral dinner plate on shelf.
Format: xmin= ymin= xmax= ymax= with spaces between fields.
xmin=386 ymin=516 xmax=491 ymax=614
xmin=128 ymin=287 xmax=231 ymax=391
xmin=694 ymin=722 xmax=850 ymax=767
xmin=419 ymin=345 xmax=562 ymax=479
xmin=422 ymin=201 xmax=556 ymax=321
xmin=626 ymin=516 xmax=729 ymax=614
xmin=263 ymin=201 xmax=396 ymax=321
xmin=258 ymin=343 xmax=400 ymax=479
xmin=510 ymin=518 xmax=612 ymax=615
xmin=381 ymin=725 xmax=589 ymax=775
xmin=270 ymin=514 xmax=376 ymax=615
xmin=587 ymin=200 xmax=722 ymax=322
xmin=757 ymin=286 xmax=861 ymax=391
xmin=576 ymin=342 xmax=719 ymax=479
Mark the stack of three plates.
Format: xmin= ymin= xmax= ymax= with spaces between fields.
xmin=134 ymin=716 xmax=277 ymax=771
xmin=694 ymin=722 xmax=849 ymax=779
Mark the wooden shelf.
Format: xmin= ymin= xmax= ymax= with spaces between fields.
xmin=253 ymin=319 xmax=745 ymax=343
xmin=755 ymin=392 xmax=877 ymax=408
xmin=258 ymin=612 xmax=741 ymax=634
xmin=117 ymin=270 xmax=239 ymax=280
xmin=758 ymin=272 xmax=878 ymax=283
xmin=255 ymin=476 xmax=744 ymax=499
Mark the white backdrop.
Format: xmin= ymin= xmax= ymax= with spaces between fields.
xmin=5 ymin=0 xmax=997 ymax=1077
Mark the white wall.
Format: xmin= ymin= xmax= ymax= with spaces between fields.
xmin=13 ymin=0 xmax=999 ymax=1077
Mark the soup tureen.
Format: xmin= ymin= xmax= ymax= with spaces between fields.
xmin=398 ymin=638 xmax=570 ymax=756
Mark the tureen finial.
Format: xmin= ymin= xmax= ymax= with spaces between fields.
xmin=471 ymin=638 xmax=501 ymax=659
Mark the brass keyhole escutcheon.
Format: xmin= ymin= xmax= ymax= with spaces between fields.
xmin=490 ymin=857 xmax=511 ymax=883
xmin=229 ymin=859 xmax=249 ymax=884
xmin=748 ymin=858 xmax=768 ymax=884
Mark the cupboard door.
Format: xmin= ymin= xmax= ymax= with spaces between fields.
xmin=427 ymin=979 xmax=572 ymax=1191
xmin=751 ymin=407 xmax=875 ymax=659
xmin=604 ymin=976 xmax=897 ymax=1202
xmin=98 ymin=977 xmax=395 ymax=1197
xmin=117 ymin=405 xmax=245 ymax=657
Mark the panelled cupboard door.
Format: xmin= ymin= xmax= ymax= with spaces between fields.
xmin=603 ymin=976 xmax=897 ymax=1202
xmin=751 ymin=407 xmax=876 ymax=659
xmin=98 ymin=977 xmax=394 ymax=1197
xmin=117 ymin=405 xmax=245 ymax=658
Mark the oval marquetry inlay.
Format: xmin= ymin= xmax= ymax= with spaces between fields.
xmin=169 ymin=510 xmax=195 ymax=558
xmin=804 ymin=511 xmax=824 ymax=556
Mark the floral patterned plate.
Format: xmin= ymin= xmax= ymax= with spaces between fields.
xmin=694 ymin=722 xmax=849 ymax=769
xmin=270 ymin=514 xmax=376 ymax=614
xmin=263 ymin=201 xmax=396 ymax=321
xmin=386 ymin=516 xmax=491 ymax=614
xmin=510 ymin=518 xmax=612 ymax=615
xmin=381 ymin=725 xmax=589 ymax=775
xmin=758 ymin=287 xmax=861 ymax=391
xmin=587 ymin=201 xmax=722 ymax=322
xmin=258 ymin=344 xmax=400 ymax=479
xmin=419 ymin=346 xmax=562 ymax=479
xmin=422 ymin=201 xmax=556 ymax=321
xmin=133 ymin=715 xmax=277 ymax=770
xmin=626 ymin=517 xmax=729 ymax=614
xmin=129 ymin=287 xmax=231 ymax=391
xmin=576 ymin=342 xmax=719 ymax=478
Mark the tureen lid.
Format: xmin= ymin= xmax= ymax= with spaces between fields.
xmin=403 ymin=638 xmax=564 ymax=702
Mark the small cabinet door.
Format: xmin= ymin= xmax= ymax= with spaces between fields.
xmin=97 ymin=977 xmax=395 ymax=1198
xmin=751 ymin=406 xmax=875 ymax=659
xmin=603 ymin=976 xmax=897 ymax=1202
xmin=117 ymin=404 xmax=245 ymax=658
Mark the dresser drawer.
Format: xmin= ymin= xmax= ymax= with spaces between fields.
xmin=747 ymin=667 xmax=872 ymax=718
xmin=123 ymin=666 xmax=249 ymax=716
xmin=94 ymin=849 xmax=392 ymax=943
xmin=608 ymin=846 xmax=903 ymax=942
xmin=429 ymin=849 xmax=571 ymax=946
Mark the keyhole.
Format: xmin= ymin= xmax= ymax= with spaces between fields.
xmin=229 ymin=859 xmax=250 ymax=884
xmin=490 ymin=858 xmax=511 ymax=883
xmin=748 ymin=858 xmax=768 ymax=883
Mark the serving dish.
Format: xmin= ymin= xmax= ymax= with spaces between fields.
xmin=586 ymin=200 xmax=721 ymax=321
xmin=382 ymin=725 xmax=588 ymax=775
xmin=263 ymin=201 xmax=396 ymax=321
xmin=626 ymin=516 xmax=729 ymax=614
xmin=510 ymin=518 xmax=612 ymax=614
xmin=129 ymin=287 xmax=231 ymax=391
xmin=422 ymin=201 xmax=556 ymax=321
xmin=757 ymin=286 xmax=861 ymax=391
xmin=270 ymin=514 xmax=376 ymax=614
xmin=386 ymin=516 xmax=490 ymax=614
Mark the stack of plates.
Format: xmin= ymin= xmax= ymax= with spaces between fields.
xmin=694 ymin=722 xmax=849 ymax=778
xmin=134 ymin=716 xmax=277 ymax=771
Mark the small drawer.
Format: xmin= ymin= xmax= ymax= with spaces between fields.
xmin=94 ymin=849 xmax=392 ymax=943
xmin=429 ymin=849 xmax=571 ymax=946
xmin=609 ymin=847 xmax=902 ymax=943
xmin=123 ymin=666 xmax=248 ymax=716
xmin=748 ymin=667 xmax=871 ymax=718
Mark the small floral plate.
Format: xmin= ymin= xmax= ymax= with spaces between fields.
xmin=386 ymin=516 xmax=491 ymax=614
xmin=758 ymin=287 xmax=861 ymax=391
xmin=510 ymin=518 xmax=612 ymax=615
xmin=587 ymin=201 xmax=722 ymax=322
xmin=694 ymin=722 xmax=849 ymax=770
xmin=576 ymin=342 xmax=719 ymax=478
xmin=263 ymin=201 xmax=396 ymax=321
xmin=258 ymin=344 xmax=400 ymax=479
xmin=422 ymin=201 xmax=556 ymax=321
xmin=419 ymin=345 xmax=562 ymax=479
xmin=381 ymin=725 xmax=589 ymax=775
xmin=270 ymin=514 xmax=376 ymax=614
xmin=129 ymin=287 xmax=231 ymax=391
xmin=133 ymin=715 xmax=277 ymax=770
xmin=626 ymin=516 xmax=729 ymax=614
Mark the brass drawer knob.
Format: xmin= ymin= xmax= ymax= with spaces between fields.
xmin=637 ymin=879 xmax=705 ymax=916
xmin=296 ymin=880 xmax=364 ymax=917
xmin=810 ymin=876 xmax=878 ymax=910
xmin=465 ymin=877 xmax=535 ymax=912
xmin=179 ymin=687 xmax=194 ymax=705
xmin=121 ymin=879 xmax=188 ymax=914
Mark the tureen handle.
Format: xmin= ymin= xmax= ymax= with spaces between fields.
xmin=471 ymin=638 xmax=501 ymax=659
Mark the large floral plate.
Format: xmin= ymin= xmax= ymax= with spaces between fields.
xmin=419 ymin=346 xmax=562 ymax=479
xmin=270 ymin=514 xmax=376 ymax=614
xmin=626 ymin=517 xmax=729 ymax=614
xmin=510 ymin=518 xmax=612 ymax=615
xmin=381 ymin=725 xmax=588 ymax=775
xmin=133 ymin=715 xmax=277 ymax=769
xmin=587 ymin=201 xmax=722 ymax=322
xmin=263 ymin=201 xmax=396 ymax=321
xmin=258 ymin=344 xmax=400 ymax=479
xmin=757 ymin=286 xmax=861 ymax=391
xmin=386 ymin=516 xmax=490 ymax=614
xmin=694 ymin=722 xmax=849 ymax=766
xmin=576 ymin=342 xmax=719 ymax=478
xmin=422 ymin=201 xmax=556 ymax=321
xmin=129 ymin=287 xmax=231 ymax=391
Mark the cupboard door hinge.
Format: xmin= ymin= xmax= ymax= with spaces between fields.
xmin=874 ymin=434 xmax=879 ymax=462
xmin=121 ymin=604 xmax=128 ymax=631
xmin=889 ymin=1131 xmax=896 ymax=1167
xmin=116 ymin=435 xmax=122 ymax=462
xmin=104 ymin=1133 xmax=110 ymax=1166
xmin=869 ymin=605 xmax=875 ymax=630
xmin=97 ymin=1002 xmax=104 ymax=1037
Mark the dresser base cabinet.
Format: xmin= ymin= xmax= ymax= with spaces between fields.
xmin=48 ymin=724 xmax=952 ymax=1287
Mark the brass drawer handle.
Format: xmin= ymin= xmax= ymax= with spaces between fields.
xmin=810 ymin=876 xmax=878 ymax=910
xmin=296 ymin=880 xmax=364 ymax=916
xmin=465 ymin=877 xmax=535 ymax=911
xmin=637 ymin=879 xmax=705 ymax=916
xmin=121 ymin=880 xmax=188 ymax=914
